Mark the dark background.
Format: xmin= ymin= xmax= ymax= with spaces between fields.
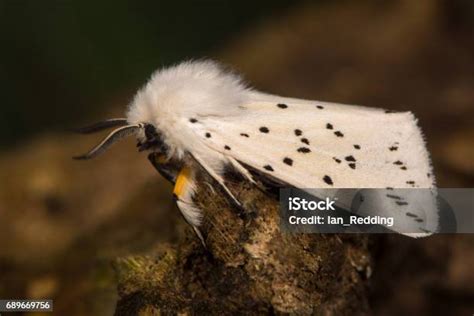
xmin=0 ymin=0 xmax=298 ymax=148
xmin=0 ymin=1 xmax=473 ymax=315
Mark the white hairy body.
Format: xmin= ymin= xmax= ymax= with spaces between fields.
xmin=126 ymin=60 xmax=438 ymax=236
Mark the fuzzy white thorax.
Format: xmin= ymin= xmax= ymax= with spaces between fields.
xmin=127 ymin=60 xmax=250 ymax=160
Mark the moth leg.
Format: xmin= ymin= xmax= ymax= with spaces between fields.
xmin=173 ymin=165 xmax=206 ymax=246
xmin=227 ymin=156 xmax=257 ymax=185
xmin=191 ymin=154 xmax=242 ymax=207
xmin=147 ymin=152 xmax=181 ymax=184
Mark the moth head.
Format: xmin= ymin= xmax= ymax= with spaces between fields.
xmin=72 ymin=119 xmax=165 ymax=160
xmin=136 ymin=123 xmax=168 ymax=153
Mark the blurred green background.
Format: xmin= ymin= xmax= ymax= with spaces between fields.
xmin=0 ymin=1 xmax=473 ymax=315
xmin=0 ymin=0 xmax=304 ymax=148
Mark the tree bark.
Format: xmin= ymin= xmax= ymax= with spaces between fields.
xmin=114 ymin=155 xmax=372 ymax=315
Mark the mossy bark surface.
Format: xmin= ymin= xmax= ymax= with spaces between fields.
xmin=114 ymin=156 xmax=372 ymax=315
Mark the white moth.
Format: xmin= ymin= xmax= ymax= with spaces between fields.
xmin=74 ymin=60 xmax=438 ymax=242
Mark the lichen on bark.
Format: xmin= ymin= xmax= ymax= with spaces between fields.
xmin=114 ymin=155 xmax=372 ymax=315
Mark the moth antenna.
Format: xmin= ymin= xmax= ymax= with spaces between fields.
xmin=72 ymin=118 xmax=129 ymax=134
xmin=73 ymin=124 xmax=141 ymax=160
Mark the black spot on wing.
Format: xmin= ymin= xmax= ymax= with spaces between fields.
xmin=323 ymin=175 xmax=333 ymax=185
xmin=237 ymin=160 xmax=288 ymax=196
xmin=301 ymin=138 xmax=310 ymax=145
xmin=389 ymin=146 xmax=398 ymax=151
xmin=294 ymin=129 xmax=302 ymax=136
xmin=415 ymin=218 xmax=424 ymax=223
xmin=240 ymin=133 xmax=249 ymax=137
xmin=316 ymin=105 xmax=324 ymax=109
xmin=333 ymin=157 xmax=341 ymax=163
xmin=353 ymin=144 xmax=361 ymax=150
xmin=189 ymin=118 xmax=198 ymax=123
xmin=277 ymin=103 xmax=288 ymax=109
xmin=386 ymin=194 xmax=402 ymax=200
xmin=263 ymin=165 xmax=274 ymax=172
xmin=406 ymin=212 xmax=417 ymax=217
xmin=396 ymin=201 xmax=409 ymax=206
xmin=259 ymin=127 xmax=270 ymax=133
xmin=394 ymin=159 xmax=408 ymax=170
xmin=334 ymin=131 xmax=344 ymax=137
xmin=348 ymin=163 xmax=356 ymax=169
xmin=326 ymin=123 xmax=333 ymax=130
xmin=297 ymin=147 xmax=311 ymax=153
xmin=283 ymin=157 xmax=293 ymax=166
xmin=224 ymin=145 xmax=231 ymax=150
xmin=205 ymin=132 xmax=211 ymax=138
xmin=345 ymin=155 xmax=356 ymax=162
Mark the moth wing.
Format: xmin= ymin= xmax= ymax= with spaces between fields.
xmin=191 ymin=97 xmax=438 ymax=235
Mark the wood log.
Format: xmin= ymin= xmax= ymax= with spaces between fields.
xmin=114 ymin=154 xmax=372 ymax=315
